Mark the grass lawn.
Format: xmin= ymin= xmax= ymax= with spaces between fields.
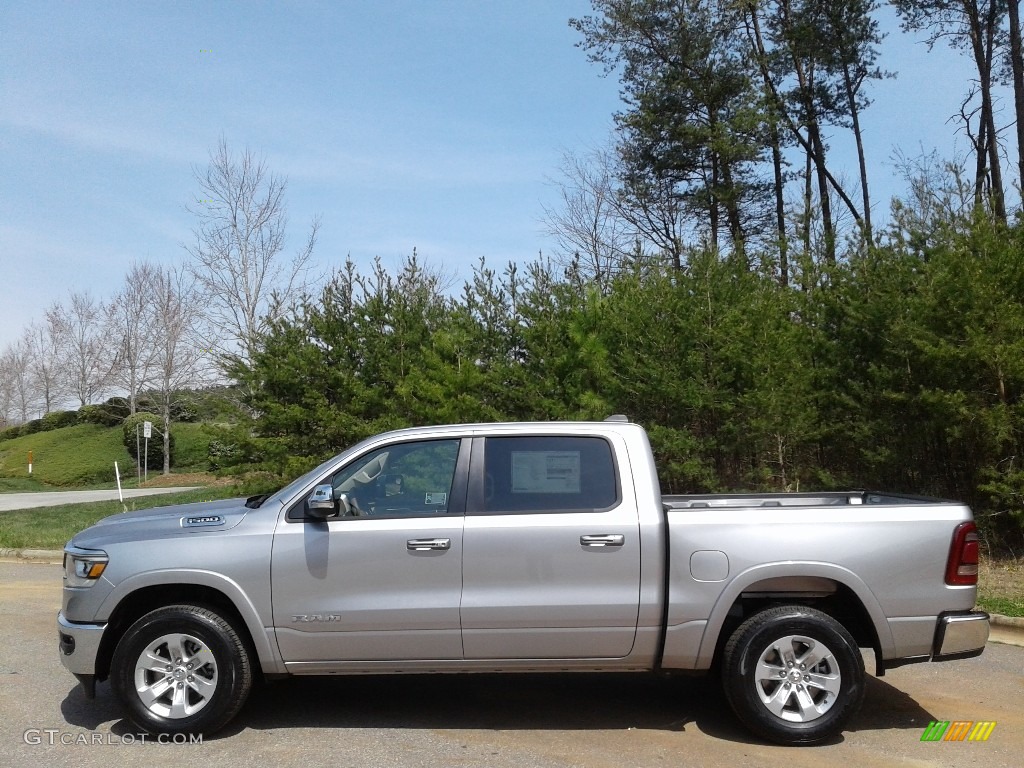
xmin=0 ymin=421 xmax=216 ymax=487
xmin=0 ymin=424 xmax=134 ymax=486
xmin=977 ymin=558 xmax=1024 ymax=618
xmin=0 ymin=477 xmax=59 ymax=492
xmin=0 ymin=485 xmax=246 ymax=550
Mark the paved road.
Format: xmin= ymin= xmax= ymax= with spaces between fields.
xmin=0 ymin=488 xmax=201 ymax=512
xmin=1 ymin=561 xmax=1021 ymax=768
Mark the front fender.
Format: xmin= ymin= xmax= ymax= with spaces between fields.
xmin=97 ymin=569 xmax=285 ymax=675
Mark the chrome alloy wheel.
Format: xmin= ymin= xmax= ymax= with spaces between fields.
xmin=753 ymin=634 xmax=842 ymax=722
xmin=132 ymin=632 xmax=219 ymax=719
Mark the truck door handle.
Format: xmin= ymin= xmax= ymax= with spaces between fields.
xmin=580 ymin=534 xmax=624 ymax=547
xmin=407 ymin=538 xmax=451 ymax=551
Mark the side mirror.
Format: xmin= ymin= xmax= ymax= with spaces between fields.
xmin=307 ymin=484 xmax=337 ymax=519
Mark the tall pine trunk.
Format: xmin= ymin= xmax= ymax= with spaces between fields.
xmin=844 ymin=64 xmax=872 ymax=242
xmin=808 ymin=119 xmax=836 ymax=264
xmin=965 ymin=0 xmax=1006 ymax=220
xmin=1011 ymin=2 xmax=1024 ymax=193
xmin=770 ymin=123 xmax=789 ymax=286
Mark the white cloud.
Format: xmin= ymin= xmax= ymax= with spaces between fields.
xmin=0 ymin=88 xmax=207 ymax=167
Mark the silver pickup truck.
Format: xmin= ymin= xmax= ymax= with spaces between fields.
xmin=57 ymin=418 xmax=989 ymax=745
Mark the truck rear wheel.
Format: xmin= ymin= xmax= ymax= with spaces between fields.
xmin=721 ymin=605 xmax=865 ymax=745
xmin=110 ymin=604 xmax=252 ymax=736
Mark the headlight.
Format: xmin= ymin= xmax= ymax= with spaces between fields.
xmin=63 ymin=547 xmax=108 ymax=588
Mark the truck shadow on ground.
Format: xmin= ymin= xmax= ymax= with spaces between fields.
xmin=60 ymin=671 xmax=935 ymax=745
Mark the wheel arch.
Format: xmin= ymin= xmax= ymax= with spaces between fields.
xmin=697 ymin=563 xmax=891 ymax=672
xmin=95 ymin=572 xmax=282 ymax=683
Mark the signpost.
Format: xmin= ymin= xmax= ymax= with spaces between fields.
xmin=143 ymin=421 xmax=152 ymax=483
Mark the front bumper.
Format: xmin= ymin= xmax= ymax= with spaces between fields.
xmin=933 ymin=610 xmax=990 ymax=660
xmin=57 ymin=610 xmax=106 ymax=690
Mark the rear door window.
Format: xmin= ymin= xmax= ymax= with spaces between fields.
xmin=481 ymin=436 xmax=618 ymax=514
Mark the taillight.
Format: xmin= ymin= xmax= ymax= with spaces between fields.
xmin=945 ymin=521 xmax=980 ymax=586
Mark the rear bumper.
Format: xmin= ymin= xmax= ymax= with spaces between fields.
xmin=879 ymin=610 xmax=989 ymax=673
xmin=933 ymin=610 xmax=989 ymax=660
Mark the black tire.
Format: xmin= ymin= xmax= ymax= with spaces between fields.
xmin=721 ymin=605 xmax=865 ymax=745
xmin=110 ymin=604 xmax=253 ymax=736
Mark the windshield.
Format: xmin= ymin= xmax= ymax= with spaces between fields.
xmin=261 ymin=454 xmax=341 ymax=507
xmin=260 ymin=434 xmax=380 ymax=508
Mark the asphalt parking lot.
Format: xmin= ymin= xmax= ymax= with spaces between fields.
xmin=1 ymin=560 xmax=1021 ymax=768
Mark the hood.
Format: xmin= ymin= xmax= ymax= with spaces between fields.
xmin=70 ymin=496 xmax=256 ymax=549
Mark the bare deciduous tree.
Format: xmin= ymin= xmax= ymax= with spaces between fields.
xmin=151 ymin=267 xmax=208 ymax=474
xmin=105 ymin=262 xmax=160 ymax=415
xmin=615 ymin=165 xmax=689 ymax=269
xmin=23 ymin=315 xmax=65 ymax=414
xmin=185 ymin=138 xmax=321 ymax=369
xmin=49 ymin=292 xmax=111 ymax=407
xmin=0 ymin=341 xmax=36 ymax=423
xmin=893 ymin=0 xmax=1008 ymax=221
xmin=542 ymin=148 xmax=632 ymax=287
xmin=0 ymin=350 xmax=11 ymax=427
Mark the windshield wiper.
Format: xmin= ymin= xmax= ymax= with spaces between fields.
xmin=245 ymin=493 xmax=271 ymax=509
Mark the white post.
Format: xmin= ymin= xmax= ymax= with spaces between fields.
xmin=115 ymin=461 xmax=126 ymax=512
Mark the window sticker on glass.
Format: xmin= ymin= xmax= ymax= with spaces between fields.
xmin=424 ymin=492 xmax=447 ymax=505
xmin=511 ymin=451 xmax=581 ymax=493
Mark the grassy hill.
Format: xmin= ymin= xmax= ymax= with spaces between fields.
xmin=0 ymin=422 xmax=215 ymax=487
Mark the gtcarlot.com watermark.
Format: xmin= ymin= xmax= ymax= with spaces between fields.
xmin=24 ymin=729 xmax=202 ymax=746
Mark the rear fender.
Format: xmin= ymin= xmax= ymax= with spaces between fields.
xmin=694 ymin=562 xmax=891 ymax=669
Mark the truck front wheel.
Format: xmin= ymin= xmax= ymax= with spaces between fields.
xmin=110 ymin=605 xmax=253 ymax=736
xmin=721 ymin=605 xmax=865 ymax=745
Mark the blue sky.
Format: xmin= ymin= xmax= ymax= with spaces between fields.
xmin=0 ymin=1 xmax=1005 ymax=354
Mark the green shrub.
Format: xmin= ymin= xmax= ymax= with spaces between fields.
xmin=102 ymin=397 xmax=132 ymax=422
xmin=41 ymin=410 xmax=78 ymax=431
xmin=204 ymin=425 xmax=269 ymax=470
xmin=170 ymin=422 xmax=215 ymax=470
xmin=102 ymin=396 xmax=157 ymax=420
xmin=122 ymin=413 xmax=174 ymax=470
xmin=77 ymin=404 xmax=123 ymax=427
xmin=19 ymin=419 xmax=43 ymax=436
xmin=0 ymin=425 xmax=22 ymax=440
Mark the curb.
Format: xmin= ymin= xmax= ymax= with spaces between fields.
xmin=988 ymin=612 xmax=1024 ymax=647
xmin=989 ymin=612 xmax=1024 ymax=629
xmin=0 ymin=548 xmax=64 ymax=564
